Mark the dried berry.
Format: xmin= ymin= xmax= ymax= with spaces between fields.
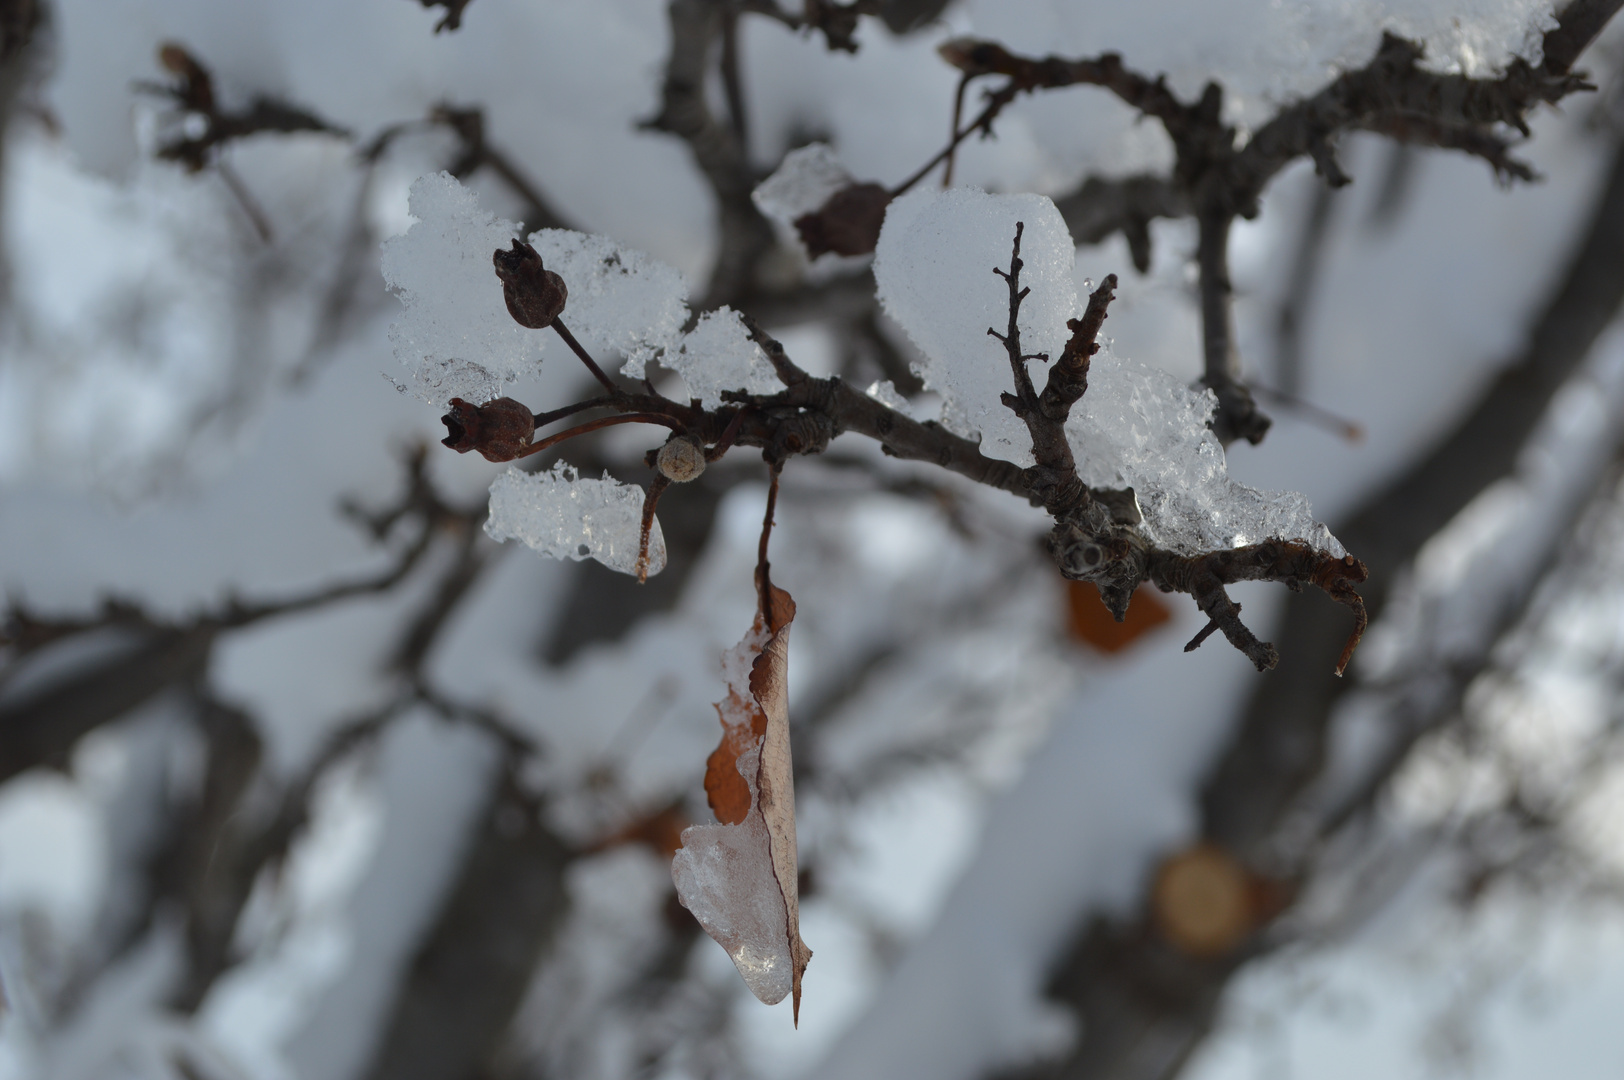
xmin=441 ymin=396 xmax=535 ymax=462
xmin=492 ymin=239 xmax=567 ymax=329
xmin=656 ymin=434 xmax=707 ymax=483
xmin=793 ymin=183 xmax=892 ymax=258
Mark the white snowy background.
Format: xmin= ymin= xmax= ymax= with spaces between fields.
xmin=1 ymin=1 xmax=1623 ymax=1079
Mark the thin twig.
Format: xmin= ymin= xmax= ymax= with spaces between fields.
xmin=515 ymin=413 xmax=686 ymax=460
xmin=215 ymin=160 xmax=272 ymax=243
xmin=550 ymin=318 xmax=622 ymax=394
xmin=757 ymin=463 xmax=783 ymax=615
xmin=636 ymin=474 xmax=672 ymax=584
xmin=943 ymin=71 xmax=971 ymax=188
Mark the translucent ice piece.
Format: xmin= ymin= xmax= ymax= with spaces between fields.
xmin=672 ymin=745 xmax=796 ymax=1005
xmin=661 ymin=307 xmax=782 ymax=410
xmin=752 ymin=143 xmax=853 ymax=226
xmin=865 ymin=379 xmax=911 ymax=413
xmin=524 ymin=229 xmax=688 ymax=381
xmin=1066 ymin=349 xmax=1344 ymax=556
xmin=484 ymin=462 xmax=666 ymax=576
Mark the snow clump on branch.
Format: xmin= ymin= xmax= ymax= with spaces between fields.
xmin=485 ymin=463 xmax=666 ymax=577
xmin=874 ymin=186 xmax=1342 ymax=556
xmin=382 ymin=172 xmax=690 ymax=404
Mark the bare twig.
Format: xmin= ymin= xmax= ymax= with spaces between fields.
xmin=550 ymin=318 xmax=622 ymax=395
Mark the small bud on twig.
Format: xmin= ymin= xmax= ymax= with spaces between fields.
xmin=441 ymin=396 xmax=535 ymax=461
xmin=493 ymin=239 xmax=567 ymax=329
xmin=656 ymin=434 xmax=707 ymax=483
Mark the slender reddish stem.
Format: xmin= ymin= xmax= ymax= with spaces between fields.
xmin=706 ymin=407 xmax=749 ymax=462
xmin=551 ymin=318 xmax=621 ymax=394
xmin=756 ymin=463 xmax=782 ymax=616
xmin=635 ymin=474 xmax=672 ymax=584
xmin=514 ymin=412 xmax=683 ymax=460
xmin=891 ymin=85 xmax=1009 ymax=198
xmin=531 ymin=396 xmax=615 ymax=430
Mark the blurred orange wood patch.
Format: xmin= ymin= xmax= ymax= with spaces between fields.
xmin=1066 ymin=580 xmax=1172 ymax=652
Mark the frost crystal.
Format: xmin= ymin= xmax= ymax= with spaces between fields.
xmin=873 ymin=188 xmax=1080 ymax=466
xmin=1067 ymin=350 xmax=1344 ymax=556
xmin=528 ymin=229 xmax=687 ymax=379
xmin=381 ymin=172 xmax=536 ymax=405
xmin=661 ymin=307 xmax=781 ymax=409
xmin=752 ymin=143 xmax=853 ymax=226
xmin=485 ymin=463 xmax=666 ymax=577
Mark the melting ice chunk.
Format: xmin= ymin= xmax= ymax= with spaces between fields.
xmin=526 ymin=229 xmax=688 ymax=381
xmin=1067 ymin=349 xmax=1345 ymax=556
xmin=381 ymin=172 xmax=538 ymax=405
xmin=873 ymin=187 xmax=1080 ymax=466
xmin=660 ymin=307 xmax=782 ymax=409
xmin=485 ymin=463 xmax=666 ymax=576
xmin=382 ymin=172 xmax=691 ymax=399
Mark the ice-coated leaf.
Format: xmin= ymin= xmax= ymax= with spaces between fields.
xmin=661 ymin=307 xmax=782 ymax=410
xmin=673 ymin=584 xmax=812 ymax=1021
xmin=752 ymin=143 xmax=854 ymax=226
xmin=484 ymin=462 xmax=666 ymax=577
xmin=873 ymin=187 xmax=1080 ymax=466
xmin=381 ymin=172 xmax=538 ymax=405
xmin=524 ymin=229 xmax=688 ymax=379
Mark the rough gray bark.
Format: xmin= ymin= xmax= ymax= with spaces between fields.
xmin=360 ymin=768 xmax=572 ymax=1080
xmin=645 ymin=0 xmax=776 ymax=308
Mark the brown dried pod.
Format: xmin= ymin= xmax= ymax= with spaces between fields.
xmin=441 ymin=396 xmax=534 ymax=462
xmin=656 ymin=434 xmax=707 ymax=483
xmin=492 ymin=239 xmax=567 ymax=329
xmin=793 ymin=182 xmax=892 ymax=258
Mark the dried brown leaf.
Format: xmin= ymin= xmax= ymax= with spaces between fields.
xmin=673 ymin=584 xmax=812 ymax=1022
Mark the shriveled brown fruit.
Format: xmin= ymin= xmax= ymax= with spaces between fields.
xmin=492 ymin=239 xmax=567 ymax=329
xmin=440 ymin=396 xmax=534 ymax=462
xmin=794 ymin=182 xmax=893 ymax=258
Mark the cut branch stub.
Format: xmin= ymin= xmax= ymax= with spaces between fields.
xmin=673 ymin=579 xmax=812 ymax=1023
xmin=1151 ymin=843 xmax=1256 ymax=957
xmin=655 ymin=433 xmax=708 ymax=483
